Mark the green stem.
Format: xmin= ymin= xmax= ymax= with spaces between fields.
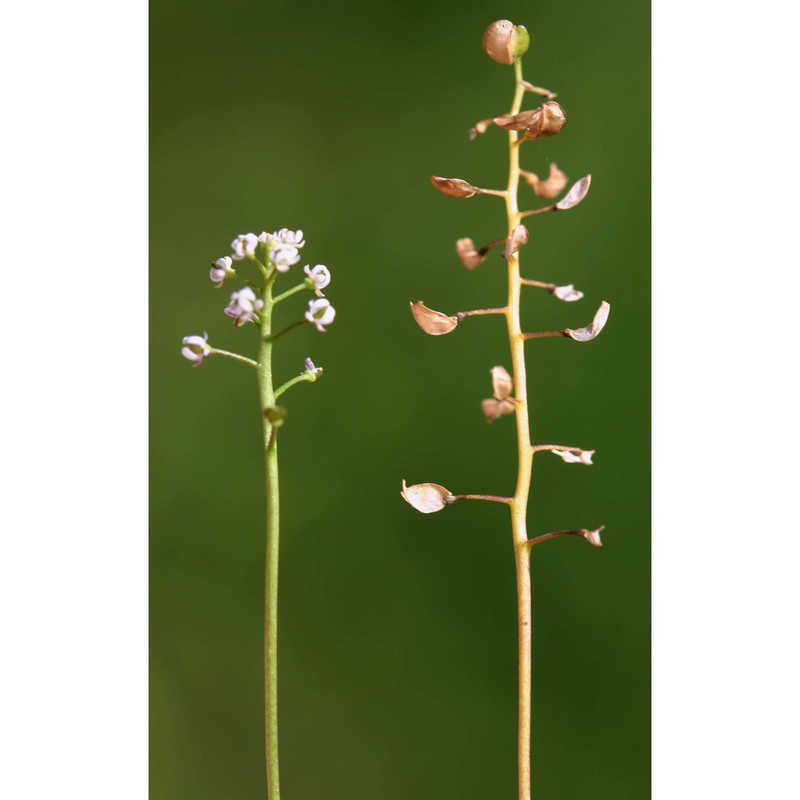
xmin=274 ymin=281 xmax=312 ymax=305
xmin=274 ymin=372 xmax=314 ymax=399
xmin=257 ymin=280 xmax=281 ymax=800
xmin=267 ymin=319 xmax=308 ymax=343
xmin=209 ymin=348 xmax=258 ymax=369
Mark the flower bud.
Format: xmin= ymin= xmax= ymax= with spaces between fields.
xmin=456 ymin=238 xmax=485 ymax=270
xmin=522 ymin=163 xmax=569 ymax=200
xmin=551 ymin=448 xmax=595 ymax=465
xmin=430 ymin=176 xmax=479 ymax=198
xmin=565 ymin=300 xmax=610 ymax=342
xmin=490 ymin=366 xmax=513 ymax=400
xmin=503 ymin=224 xmax=529 ymax=259
xmin=556 ymin=175 xmax=592 ymax=210
xmin=410 ymin=301 xmax=458 ymax=335
xmin=482 ymin=20 xmax=530 ymax=65
xmin=401 ymin=480 xmax=453 ymax=514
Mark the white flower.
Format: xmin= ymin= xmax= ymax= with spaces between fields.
xmin=304 ymin=264 xmax=331 ymax=293
xmin=224 ymin=287 xmax=264 ymax=327
xmin=273 ymin=228 xmax=305 ymax=248
xmin=552 ymin=283 xmax=584 ymax=302
xmin=210 ymin=256 xmax=232 ymax=288
xmin=551 ymin=448 xmax=595 ymax=465
xmin=230 ymin=233 xmax=259 ymax=261
xmin=181 ymin=333 xmax=210 ymax=367
xmin=258 ymin=231 xmax=274 ymax=245
xmin=305 ymin=298 xmax=336 ymax=332
xmin=269 ymin=245 xmax=301 ymax=273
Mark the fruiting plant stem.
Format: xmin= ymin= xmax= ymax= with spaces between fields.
xmin=257 ymin=276 xmax=281 ymax=800
xmin=504 ymin=56 xmax=534 ymax=800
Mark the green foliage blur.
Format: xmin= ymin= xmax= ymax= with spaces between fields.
xmin=150 ymin=0 xmax=650 ymax=797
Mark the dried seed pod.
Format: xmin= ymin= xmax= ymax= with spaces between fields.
xmin=582 ymin=526 xmax=605 ymax=547
xmin=482 ymin=20 xmax=530 ymax=65
xmin=401 ymin=480 xmax=453 ymax=513
xmin=551 ymin=284 xmax=584 ymax=302
xmin=556 ymin=175 xmax=592 ymax=210
xmin=430 ymin=176 xmax=479 ymax=198
xmin=493 ymin=102 xmax=566 ymax=140
xmin=565 ymin=300 xmax=610 ymax=342
xmin=551 ymin=448 xmax=595 ymax=465
xmin=522 ymin=163 xmax=569 ymax=199
xmin=410 ymin=301 xmax=459 ymax=335
xmin=481 ymin=398 xmax=516 ymax=423
xmin=490 ymin=366 xmax=514 ymax=400
xmin=503 ymin=224 xmax=529 ymax=259
xmin=456 ymin=238 xmax=485 ymax=270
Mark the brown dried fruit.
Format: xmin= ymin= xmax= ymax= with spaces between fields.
xmin=410 ymin=301 xmax=459 ymax=335
xmin=430 ymin=176 xmax=479 ymax=198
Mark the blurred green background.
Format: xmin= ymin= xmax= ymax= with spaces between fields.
xmin=151 ymin=1 xmax=649 ymax=797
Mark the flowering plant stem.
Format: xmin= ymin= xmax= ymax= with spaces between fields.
xmin=505 ymin=56 xmax=534 ymax=800
xmin=257 ymin=276 xmax=282 ymax=800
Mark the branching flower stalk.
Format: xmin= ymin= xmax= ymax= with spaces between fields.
xmin=182 ymin=229 xmax=336 ymax=800
xmin=402 ymin=20 xmax=610 ymax=800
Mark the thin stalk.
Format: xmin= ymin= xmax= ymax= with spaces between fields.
xmin=505 ymin=56 xmax=534 ymax=800
xmin=209 ymin=348 xmax=258 ymax=369
xmin=257 ymin=280 xmax=281 ymax=800
xmin=273 ymin=281 xmax=310 ymax=305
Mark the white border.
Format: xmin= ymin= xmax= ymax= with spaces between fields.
xmin=0 ymin=2 xmax=148 ymax=797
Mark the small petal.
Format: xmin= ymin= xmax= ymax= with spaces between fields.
xmin=490 ymin=366 xmax=514 ymax=401
xmin=230 ymin=233 xmax=259 ymax=261
xmin=481 ymin=398 xmax=516 ymax=423
xmin=565 ymin=300 xmax=610 ymax=342
xmin=552 ymin=284 xmax=584 ymax=302
xmin=410 ymin=301 xmax=458 ymax=335
xmin=272 ymin=228 xmax=305 ymax=248
xmin=503 ymin=224 xmax=529 ymax=259
xmin=550 ymin=448 xmax=595 ymax=465
xmin=556 ymin=175 xmax=592 ymax=210
xmin=210 ymin=256 xmax=233 ymax=288
xmin=304 ymin=357 xmax=317 ymax=372
xmin=456 ymin=238 xmax=485 ymax=270
xmin=430 ymin=176 xmax=479 ymax=198
xmin=401 ymin=480 xmax=453 ymax=514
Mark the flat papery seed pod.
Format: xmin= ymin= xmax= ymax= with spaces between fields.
xmin=552 ymin=284 xmax=584 ymax=302
xmin=583 ymin=526 xmax=605 ymax=547
xmin=430 ymin=176 xmax=479 ymax=198
xmin=401 ymin=480 xmax=453 ymax=513
xmin=556 ymin=175 xmax=592 ymax=210
xmin=523 ymin=102 xmax=567 ymax=140
xmin=503 ymin=224 xmax=529 ymax=259
xmin=410 ymin=301 xmax=459 ymax=335
xmin=533 ymin=163 xmax=569 ymax=199
xmin=565 ymin=300 xmax=610 ymax=342
xmin=490 ymin=366 xmax=514 ymax=400
xmin=469 ymin=118 xmax=496 ymax=139
xmin=551 ymin=448 xmax=595 ymax=465
xmin=456 ymin=238 xmax=485 ymax=270
xmin=493 ymin=109 xmax=539 ymax=131
xmin=481 ymin=398 xmax=516 ymax=423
